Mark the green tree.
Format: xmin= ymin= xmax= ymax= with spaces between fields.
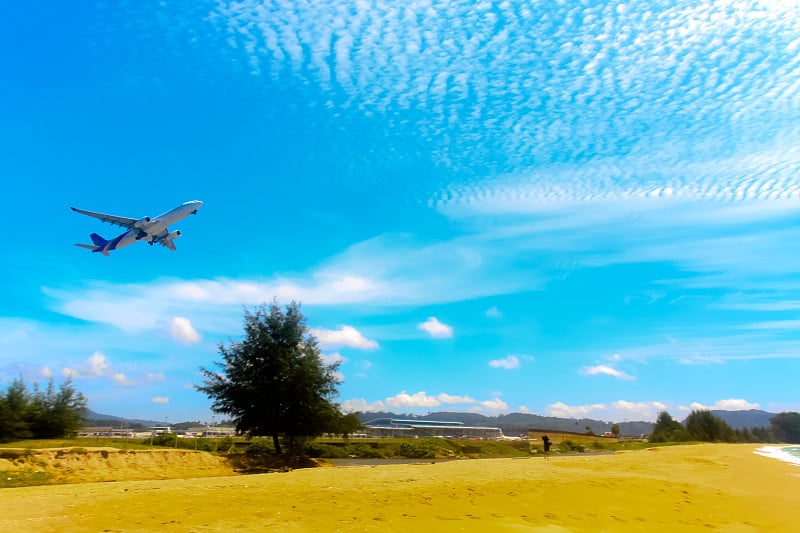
xmin=197 ymin=301 xmax=341 ymax=455
xmin=650 ymin=411 xmax=684 ymax=442
xmin=0 ymin=377 xmax=86 ymax=441
xmin=770 ymin=412 xmax=800 ymax=444
xmin=44 ymin=378 xmax=87 ymax=438
xmin=331 ymin=412 xmax=364 ymax=440
xmin=684 ymin=410 xmax=734 ymax=442
xmin=610 ymin=424 xmax=620 ymax=438
xmin=751 ymin=426 xmax=774 ymax=443
xmin=1 ymin=378 xmax=32 ymax=441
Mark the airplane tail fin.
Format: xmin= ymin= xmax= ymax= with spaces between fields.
xmin=75 ymin=235 xmax=110 ymax=257
xmin=74 ymin=243 xmax=110 ymax=257
xmin=90 ymin=233 xmax=108 ymax=246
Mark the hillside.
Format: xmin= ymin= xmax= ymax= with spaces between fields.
xmin=706 ymin=409 xmax=775 ymax=430
xmin=359 ymin=409 xmax=785 ymax=437
xmin=358 ymin=411 xmax=653 ymax=437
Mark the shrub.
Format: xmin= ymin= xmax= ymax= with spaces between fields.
xmin=305 ymin=442 xmax=349 ymax=458
xmin=245 ymin=439 xmax=276 ymax=457
xmin=151 ymin=434 xmax=178 ymax=447
xmin=396 ymin=442 xmax=436 ymax=459
xmin=217 ymin=436 xmax=234 ymax=452
xmin=345 ymin=442 xmax=388 ymax=458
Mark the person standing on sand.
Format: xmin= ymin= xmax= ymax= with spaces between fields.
xmin=542 ymin=435 xmax=551 ymax=458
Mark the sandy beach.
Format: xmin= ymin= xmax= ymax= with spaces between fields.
xmin=1 ymin=443 xmax=798 ymax=532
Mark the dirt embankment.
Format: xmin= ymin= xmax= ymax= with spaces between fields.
xmin=0 ymin=447 xmax=237 ymax=484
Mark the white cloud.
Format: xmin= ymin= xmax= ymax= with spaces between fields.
xmin=678 ymin=356 xmax=724 ymax=366
xmin=742 ymin=320 xmax=800 ymax=331
xmin=320 ymin=352 xmax=345 ymax=366
xmin=63 ymin=351 xmax=113 ymax=379
xmin=345 ymin=391 xmax=479 ymax=412
xmin=485 ymin=306 xmax=502 ymax=318
xmin=547 ymin=400 xmax=668 ymax=422
xmin=437 ymin=393 xmax=476 ymax=404
xmin=343 ymin=392 xmax=518 ymax=414
xmin=340 ymin=398 xmax=386 ymax=413
xmin=489 ymin=355 xmax=520 ymax=369
xmin=418 ymin=317 xmax=453 ymax=338
xmin=518 ymin=405 xmax=530 ymax=413
xmin=310 ymin=325 xmax=378 ymax=350
xmin=112 ymin=373 xmax=133 ymax=386
xmin=581 ymin=365 xmax=635 ymax=380
xmin=59 ymin=351 xmax=159 ymax=387
xmin=88 ymin=352 xmax=111 ymax=375
xmin=169 ymin=317 xmax=201 ymax=344
xmin=385 ymin=391 xmax=441 ymax=408
xmin=610 ymin=400 xmax=667 ymax=420
xmin=687 ymin=399 xmax=760 ymax=411
xmin=151 ymin=396 xmax=169 ymax=404
xmin=547 ymin=401 xmax=607 ymax=419
xmin=480 ymin=398 xmax=509 ymax=413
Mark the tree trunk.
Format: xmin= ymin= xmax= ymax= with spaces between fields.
xmin=272 ymin=432 xmax=282 ymax=455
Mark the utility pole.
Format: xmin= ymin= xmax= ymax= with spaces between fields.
xmin=212 ymin=415 xmax=217 ymax=452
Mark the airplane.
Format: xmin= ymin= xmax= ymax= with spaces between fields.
xmin=71 ymin=200 xmax=203 ymax=256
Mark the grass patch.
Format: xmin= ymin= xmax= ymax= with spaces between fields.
xmin=313 ymin=438 xmax=531 ymax=459
xmin=0 ymin=470 xmax=54 ymax=488
xmin=0 ymin=448 xmax=35 ymax=460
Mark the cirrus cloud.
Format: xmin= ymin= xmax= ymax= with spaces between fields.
xmin=581 ymin=365 xmax=635 ymax=380
xmin=489 ymin=355 xmax=520 ymax=370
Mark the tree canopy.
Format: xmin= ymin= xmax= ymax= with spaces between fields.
xmin=197 ymin=301 xmax=343 ymax=454
xmin=649 ymin=409 xmax=776 ymax=444
xmin=0 ymin=377 xmax=87 ymax=442
xmin=770 ymin=412 xmax=800 ymax=443
xmin=650 ymin=411 xmax=688 ymax=442
xmin=684 ymin=410 xmax=735 ymax=442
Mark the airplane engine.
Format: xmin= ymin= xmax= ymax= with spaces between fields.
xmin=166 ymin=230 xmax=181 ymax=240
xmin=133 ymin=216 xmax=152 ymax=229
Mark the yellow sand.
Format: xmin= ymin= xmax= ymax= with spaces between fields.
xmin=1 ymin=444 xmax=798 ymax=532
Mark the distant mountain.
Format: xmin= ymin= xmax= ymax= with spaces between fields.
xmin=357 ymin=411 xmax=653 ymax=437
xmin=702 ymin=409 xmax=776 ymax=430
xmin=83 ymin=409 xmax=161 ymax=427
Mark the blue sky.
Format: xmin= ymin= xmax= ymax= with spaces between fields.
xmin=2 ymin=0 xmax=800 ymax=424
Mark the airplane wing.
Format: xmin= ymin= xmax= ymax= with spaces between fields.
xmin=157 ymin=238 xmax=177 ymax=251
xmin=70 ymin=207 xmax=137 ymax=229
xmin=151 ymin=228 xmax=179 ymax=251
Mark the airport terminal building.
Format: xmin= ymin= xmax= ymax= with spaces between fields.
xmin=363 ymin=418 xmax=504 ymax=439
